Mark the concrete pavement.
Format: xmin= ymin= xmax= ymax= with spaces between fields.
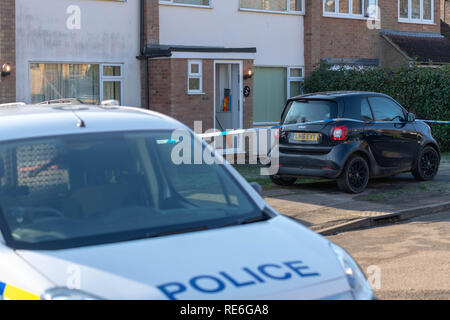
xmin=263 ymin=160 xmax=450 ymax=233
xmin=327 ymin=210 xmax=450 ymax=300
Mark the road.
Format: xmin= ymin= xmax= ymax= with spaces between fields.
xmin=327 ymin=210 xmax=450 ymax=300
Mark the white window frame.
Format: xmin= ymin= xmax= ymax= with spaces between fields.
xmin=100 ymin=64 xmax=124 ymax=105
xmin=159 ymin=0 xmax=213 ymax=9
xmin=187 ymin=60 xmax=203 ymax=94
xmin=398 ymin=0 xmax=434 ymax=24
xmin=239 ymin=0 xmax=305 ymax=15
xmin=287 ymin=67 xmax=305 ymax=99
xmin=323 ymin=0 xmax=379 ymax=19
xmin=29 ymin=62 xmax=124 ymax=105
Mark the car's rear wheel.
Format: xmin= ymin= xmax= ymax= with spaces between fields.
xmin=337 ymin=155 xmax=369 ymax=193
xmin=269 ymin=175 xmax=297 ymax=186
xmin=412 ymin=146 xmax=440 ymax=181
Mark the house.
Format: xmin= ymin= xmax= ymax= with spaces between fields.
xmin=305 ymin=0 xmax=450 ymax=72
xmin=1 ymin=0 xmax=143 ymax=106
xmin=1 ymin=0 xmax=449 ymax=137
xmin=141 ymin=0 xmax=307 ymax=141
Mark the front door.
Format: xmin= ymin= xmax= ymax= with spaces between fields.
xmin=214 ymin=62 xmax=243 ymax=154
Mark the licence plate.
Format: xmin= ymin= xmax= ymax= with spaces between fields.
xmin=293 ymin=132 xmax=319 ymax=142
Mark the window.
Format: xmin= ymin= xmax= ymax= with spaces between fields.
xmin=323 ymin=0 xmax=378 ymax=18
xmin=240 ymin=0 xmax=304 ymax=13
xmin=160 ymin=0 xmax=211 ymax=7
xmin=30 ymin=64 xmax=100 ymax=104
xmin=398 ymin=0 xmax=433 ymax=23
xmin=0 ymin=131 xmax=262 ymax=250
xmin=30 ymin=63 xmax=124 ymax=105
xmin=282 ymin=100 xmax=338 ymax=124
xmin=368 ymin=97 xmax=406 ymax=122
xmin=287 ymin=67 xmax=304 ymax=98
xmin=361 ymin=98 xmax=374 ymax=121
xmin=101 ymin=64 xmax=123 ymax=105
xmin=188 ymin=60 xmax=203 ymax=94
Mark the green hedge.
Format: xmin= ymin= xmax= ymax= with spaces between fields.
xmin=303 ymin=64 xmax=450 ymax=151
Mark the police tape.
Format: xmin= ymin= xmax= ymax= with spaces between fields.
xmin=197 ymin=118 xmax=450 ymax=139
xmin=197 ymin=119 xmax=338 ymax=139
xmin=0 ymin=281 xmax=40 ymax=300
xmin=421 ymin=120 xmax=450 ymax=124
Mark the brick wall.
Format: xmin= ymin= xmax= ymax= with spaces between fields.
xmin=0 ymin=0 xmax=16 ymax=104
xmin=380 ymin=36 xmax=410 ymax=68
xmin=442 ymin=0 xmax=450 ymax=38
xmin=147 ymin=58 xmax=254 ymax=131
xmin=381 ymin=0 xmax=440 ymax=32
xmin=305 ymin=0 xmax=441 ymax=75
xmin=144 ymin=0 xmax=159 ymax=45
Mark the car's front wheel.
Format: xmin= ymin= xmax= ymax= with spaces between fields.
xmin=337 ymin=155 xmax=369 ymax=193
xmin=270 ymin=175 xmax=297 ymax=186
xmin=412 ymin=146 xmax=440 ymax=181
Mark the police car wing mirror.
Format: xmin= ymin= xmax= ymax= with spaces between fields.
xmin=407 ymin=112 xmax=416 ymax=122
xmin=249 ymin=182 xmax=263 ymax=196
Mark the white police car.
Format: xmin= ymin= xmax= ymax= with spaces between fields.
xmin=0 ymin=102 xmax=373 ymax=300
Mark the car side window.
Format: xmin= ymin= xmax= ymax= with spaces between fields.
xmin=361 ymin=98 xmax=373 ymax=121
xmin=368 ymin=97 xmax=406 ymax=122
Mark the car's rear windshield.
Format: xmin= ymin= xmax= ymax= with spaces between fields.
xmin=282 ymin=100 xmax=338 ymax=125
xmin=0 ymin=131 xmax=262 ymax=250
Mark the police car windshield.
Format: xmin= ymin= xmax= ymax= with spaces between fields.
xmin=0 ymin=131 xmax=263 ymax=250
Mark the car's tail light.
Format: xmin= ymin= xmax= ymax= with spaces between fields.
xmin=331 ymin=126 xmax=348 ymax=141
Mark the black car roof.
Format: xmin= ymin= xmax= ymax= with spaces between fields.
xmin=290 ymin=91 xmax=389 ymax=100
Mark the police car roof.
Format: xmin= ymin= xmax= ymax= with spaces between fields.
xmin=0 ymin=104 xmax=184 ymax=142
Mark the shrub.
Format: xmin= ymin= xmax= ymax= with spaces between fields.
xmin=303 ymin=64 xmax=450 ymax=151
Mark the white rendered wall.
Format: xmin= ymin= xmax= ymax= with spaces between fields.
xmin=16 ymin=0 xmax=141 ymax=107
xmin=159 ymin=0 xmax=304 ymax=67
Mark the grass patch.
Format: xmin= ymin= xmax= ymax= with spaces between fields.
xmin=442 ymin=152 xmax=450 ymax=162
xmin=232 ymin=164 xmax=327 ymax=189
xmin=359 ymin=181 xmax=450 ymax=202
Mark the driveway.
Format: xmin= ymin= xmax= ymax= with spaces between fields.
xmin=261 ymin=160 xmax=450 ymax=232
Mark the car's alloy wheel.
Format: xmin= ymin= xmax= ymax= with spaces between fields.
xmin=269 ymin=175 xmax=297 ymax=186
xmin=412 ymin=146 xmax=440 ymax=181
xmin=337 ymin=156 xmax=369 ymax=194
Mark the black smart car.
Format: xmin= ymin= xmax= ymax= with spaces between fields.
xmin=270 ymin=91 xmax=441 ymax=193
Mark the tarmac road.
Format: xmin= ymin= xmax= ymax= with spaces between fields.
xmin=327 ymin=210 xmax=450 ymax=300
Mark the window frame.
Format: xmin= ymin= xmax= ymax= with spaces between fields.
xmin=287 ymin=67 xmax=305 ymax=99
xmin=239 ymin=0 xmax=305 ymax=15
xmin=159 ymin=0 xmax=213 ymax=9
xmin=29 ymin=62 xmax=125 ymax=106
xmin=398 ymin=0 xmax=434 ymax=24
xmin=367 ymin=96 xmax=408 ymax=122
xmin=187 ymin=60 xmax=203 ymax=95
xmin=100 ymin=64 xmax=124 ymax=105
xmin=323 ymin=0 xmax=379 ymax=19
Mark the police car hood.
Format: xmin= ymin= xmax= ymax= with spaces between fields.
xmin=16 ymin=216 xmax=350 ymax=300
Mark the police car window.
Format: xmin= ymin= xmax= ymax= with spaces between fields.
xmin=0 ymin=131 xmax=262 ymax=250
xmin=368 ymin=97 xmax=405 ymax=122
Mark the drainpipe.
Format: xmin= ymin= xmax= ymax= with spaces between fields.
xmin=140 ymin=0 xmax=150 ymax=110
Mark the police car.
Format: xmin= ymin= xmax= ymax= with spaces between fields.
xmin=0 ymin=101 xmax=373 ymax=300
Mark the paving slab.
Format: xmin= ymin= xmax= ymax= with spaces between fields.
xmin=263 ymin=161 xmax=450 ymax=233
